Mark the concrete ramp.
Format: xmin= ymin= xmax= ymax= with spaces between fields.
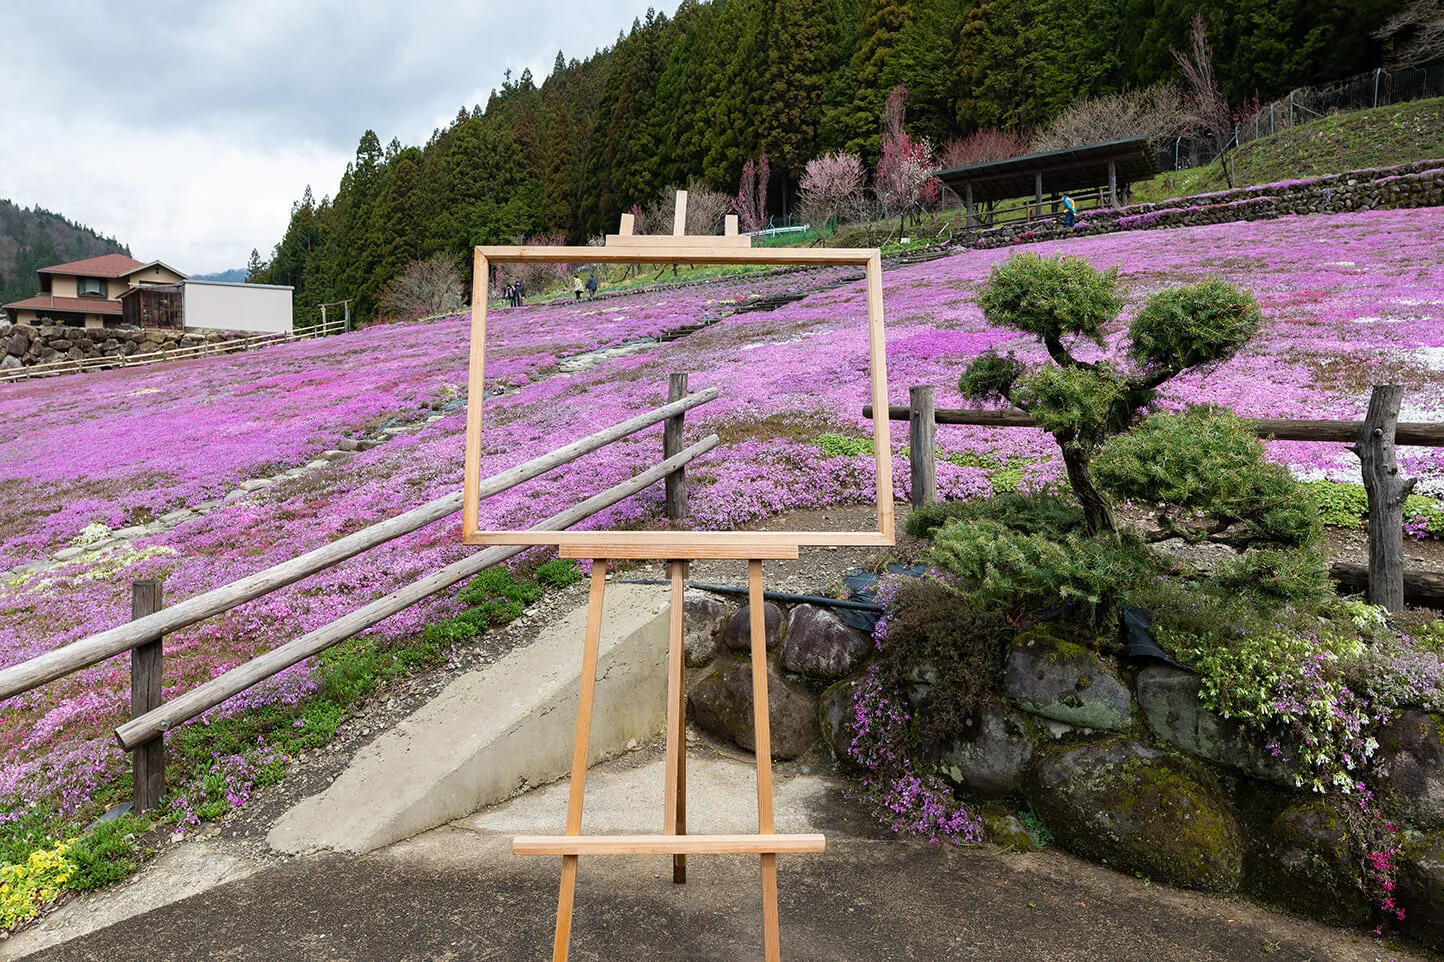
xmin=268 ymin=583 xmax=670 ymax=854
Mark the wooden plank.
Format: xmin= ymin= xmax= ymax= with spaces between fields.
xmin=725 ymin=214 xmax=739 ymax=237
xmin=673 ymin=190 xmax=688 ymax=236
xmin=115 ymin=437 xmax=721 ymax=750
xmin=0 ymin=389 xmax=718 ymax=703
xmin=485 ymin=530 xmax=886 ymax=550
xmin=558 ymin=539 xmax=798 ymax=560
xmin=866 ymin=252 xmax=896 ymax=543
xmin=464 ymin=248 xmax=489 ymax=539
xmin=603 ymin=235 xmax=753 ymax=250
xmin=861 ymin=404 xmax=1444 ymax=447
xmin=664 ymin=373 xmax=687 ymax=521
xmin=513 ymin=834 xmax=827 ymax=856
xmin=1331 ymin=563 xmax=1444 ymax=607
xmin=909 ymin=385 xmax=937 ymax=508
xmin=663 ymin=559 xmax=687 ymax=883
xmin=476 ymin=245 xmax=869 ymax=266
xmin=749 ymin=560 xmax=782 ymax=962
xmin=618 ymin=212 xmax=634 ymax=237
xmin=130 ymin=580 xmax=165 ymax=813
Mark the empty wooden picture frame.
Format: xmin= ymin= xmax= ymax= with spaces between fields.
xmin=462 ymin=235 xmax=895 ymax=551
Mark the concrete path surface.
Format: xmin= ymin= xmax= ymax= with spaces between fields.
xmin=11 ymin=749 xmax=1424 ymax=962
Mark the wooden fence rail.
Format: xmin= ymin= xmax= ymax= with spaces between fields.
xmin=0 ymin=374 xmax=713 ymax=812
xmin=867 ymin=384 xmax=1430 ymax=611
xmin=0 ymin=317 xmax=349 ymax=385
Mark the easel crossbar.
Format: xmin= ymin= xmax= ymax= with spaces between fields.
xmin=513 ymin=834 xmax=826 ymax=856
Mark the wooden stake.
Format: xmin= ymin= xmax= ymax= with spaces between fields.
xmin=663 ymin=559 xmax=689 ymax=884
xmin=618 ymin=212 xmax=635 ymax=236
xmin=131 ymin=580 xmax=165 ymax=813
xmin=1355 ymin=385 xmax=1413 ymax=611
xmin=725 ymin=214 xmax=739 ymax=237
xmin=909 ymin=385 xmax=936 ymax=507
xmin=552 ymin=561 xmax=609 ymax=962
xmin=749 ymin=560 xmax=782 ymax=962
xmin=665 ymin=373 xmax=688 ymax=521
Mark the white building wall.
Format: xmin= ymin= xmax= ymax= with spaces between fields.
xmin=182 ymin=281 xmax=293 ymax=334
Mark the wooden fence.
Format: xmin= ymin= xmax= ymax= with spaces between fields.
xmin=0 ymin=317 xmax=349 ymax=385
xmin=866 ymin=384 xmax=1433 ymax=610
xmin=0 ymin=375 xmax=712 ymax=813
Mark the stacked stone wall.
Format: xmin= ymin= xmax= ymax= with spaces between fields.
xmin=0 ymin=322 xmax=254 ymax=371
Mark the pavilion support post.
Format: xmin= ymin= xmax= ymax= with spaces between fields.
xmin=964 ymin=183 xmax=976 ymax=227
xmin=1033 ymin=172 xmax=1043 ymax=222
xmin=1108 ymin=160 xmax=1119 ymax=208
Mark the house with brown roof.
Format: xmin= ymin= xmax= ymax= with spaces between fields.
xmin=3 ymin=254 xmax=188 ymax=328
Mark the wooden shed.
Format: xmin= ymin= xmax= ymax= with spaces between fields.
xmin=119 ymin=285 xmax=184 ymax=330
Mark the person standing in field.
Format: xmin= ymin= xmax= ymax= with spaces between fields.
xmin=573 ymin=275 xmax=584 ymax=300
xmin=586 ymin=272 xmax=598 ymax=299
xmin=1063 ymin=194 xmax=1077 ymax=228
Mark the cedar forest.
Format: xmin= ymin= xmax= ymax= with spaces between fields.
xmin=249 ymin=0 xmax=1402 ymax=324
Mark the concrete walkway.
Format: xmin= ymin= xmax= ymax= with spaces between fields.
xmin=11 ymin=750 xmax=1423 ymax=962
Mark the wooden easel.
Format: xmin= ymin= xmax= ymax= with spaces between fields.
xmin=513 ymin=543 xmax=825 ymax=962
xmin=462 ymin=193 xmax=895 ymax=959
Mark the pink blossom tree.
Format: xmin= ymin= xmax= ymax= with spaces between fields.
xmin=874 ymin=86 xmax=941 ymax=228
xmin=733 ymin=153 xmax=770 ymax=234
xmin=797 ymin=151 xmax=866 ymax=234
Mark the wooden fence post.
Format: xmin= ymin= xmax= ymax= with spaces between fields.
xmin=665 ymin=373 xmax=689 ymax=521
xmin=909 ymin=385 xmax=937 ymax=508
xmin=131 ymin=580 xmax=166 ymax=812
xmin=1356 ymin=385 xmax=1413 ymax=611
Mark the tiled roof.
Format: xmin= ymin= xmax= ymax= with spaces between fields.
xmin=37 ymin=254 xmax=146 ymax=278
xmin=3 ymin=294 xmax=123 ymax=315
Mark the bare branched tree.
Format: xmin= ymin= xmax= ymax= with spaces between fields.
xmin=797 ymin=151 xmax=867 ymax=233
xmin=1030 ymin=86 xmax=1186 ymax=153
xmin=378 ymin=255 xmax=464 ymax=321
xmin=1173 ymin=15 xmax=1235 ymax=188
xmin=684 ymin=179 xmax=733 ymax=234
xmin=937 ymin=127 xmax=1033 ymax=168
xmin=1374 ymin=0 xmax=1444 ymax=67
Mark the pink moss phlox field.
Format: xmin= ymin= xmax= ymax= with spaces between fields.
xmin=3 ymin=208 xmax=1444 ymax=817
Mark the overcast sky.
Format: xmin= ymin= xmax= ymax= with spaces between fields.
xmin=0 ymin=1 xmax=668 ymax=273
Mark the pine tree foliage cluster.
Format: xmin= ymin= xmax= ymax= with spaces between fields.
xmin=252 ymin=0 xmax=1401 ymax=324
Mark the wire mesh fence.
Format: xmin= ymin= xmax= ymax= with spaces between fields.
xmin=1156 ymin=56 xmax=1444 ymax=172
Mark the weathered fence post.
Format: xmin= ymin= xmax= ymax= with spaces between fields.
xmin=665 ymin=373 xmax=688 ymax=521
xmin=1355 ymin=385 xmax=1414 ymax=611
xmin=909 ymin=385 xmax=937 ymax=508
xmin=131 ymin=579 xmax=166 ymax=812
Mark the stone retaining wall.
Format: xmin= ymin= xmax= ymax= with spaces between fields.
xmin=683 ymin=590 xmax=1444 ymax=950
xmin=967 ymin=158 xmax=1444 ymax=249
xmin=0 ymin=321 xmax=253 ymax=371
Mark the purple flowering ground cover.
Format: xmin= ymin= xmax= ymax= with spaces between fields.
xmin=3 ymin=208 xmax=1444 ymax=820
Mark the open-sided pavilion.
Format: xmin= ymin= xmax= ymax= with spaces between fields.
xmin=934 ymin=137 xmax=1160 ymax=226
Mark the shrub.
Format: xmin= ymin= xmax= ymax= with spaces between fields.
xmin=377 ymin=255 xmax=464 ymax=321
xmin=535 ymin=558 xmax=583 ymax=588
xmin=928 ymin=519 xmax=1162 ymax=624
xmin=1094 ymin=406 xmax=1322 ymax=547
xmin=961 ymin=254 xmax=1262 ymax=534
xmin=1214 ymin=547 xmax=1331 ymax=605
xmin=905 ymin=491 xmax=1085 ymax=540
xmin=874 ymin=579 xmax=1014 ymax=743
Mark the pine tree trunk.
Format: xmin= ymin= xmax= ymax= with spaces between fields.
xmin=1060 ymin=442 xmax=1116 ymax=535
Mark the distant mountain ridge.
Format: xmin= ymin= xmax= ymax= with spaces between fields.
xmin=194 ymin=268 xmax=247 ymax=283
xmin=0 ymin=200 xmax=129 ymax=306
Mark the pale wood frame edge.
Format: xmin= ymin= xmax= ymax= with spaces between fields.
xmin=462 ymin=245 xmax=894 ymax=550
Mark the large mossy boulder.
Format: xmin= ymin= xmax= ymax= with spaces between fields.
xmin=1256 ymin=798 xmax=1370 ymax=926
xmin=781 ymin=604 xmax=872 ymax=679
xmin=722 ymin=602 xmax=785 ymax=653
xmin=1004 ymin=635 xmax=1132 ymax=730
xmin=818 ymin=678 xmax=862 ymax=772
xmin=1373 ymin=710 xmax=1444 ymax=831
xmin=682 ymin=594 xmax=733 ymax=668
xmin=1136 ymin=665 xmax=1296 ymax=786
xmin=1400 ymin=831 xmax=1444 ymax=952
xmin=938 ymin=702 xmax=1035 ymax=797
xmin=688 ymin=655 xmax=818 ymax=760
xmin=1025 ymin=738 xmax=1244 ymax=892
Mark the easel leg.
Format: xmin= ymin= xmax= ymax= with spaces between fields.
xmin=748 ymin=560 xmax=781 ymax=962
xmin=553 ymin=560 xmax=609 ymax=962
xmin=663 ymin=559 xmax=689 ymax=884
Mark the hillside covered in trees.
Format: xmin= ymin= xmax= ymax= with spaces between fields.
xmin=0 ymin=201 xmax=130 ymax=307
xmin=253 ymin=0 xmax=1403 ymax=323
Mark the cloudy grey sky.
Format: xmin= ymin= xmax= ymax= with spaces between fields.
xmin=0 ymin=1 xmax=667 ymax=273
